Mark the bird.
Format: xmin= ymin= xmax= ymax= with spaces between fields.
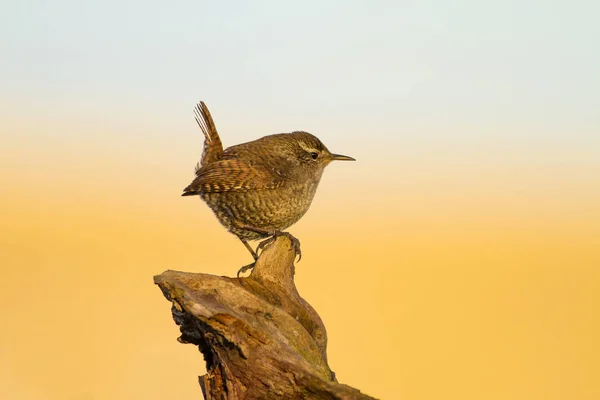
xmin=182 ymin=101 xmax=355 ymax=276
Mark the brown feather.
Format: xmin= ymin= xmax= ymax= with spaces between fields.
xmin=183 ymin=158 xmax=286 ymax=194
xmin=194 ymin=101 xmax=223 ymax=169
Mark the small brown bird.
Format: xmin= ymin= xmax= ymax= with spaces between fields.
xmin=182 ymin=102 xmax=355 ymax=276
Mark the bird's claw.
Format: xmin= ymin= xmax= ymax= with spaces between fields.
xmin=256 ymin=231 xmax=302 ymax=262
xmin=237 ymin=262 xmax=256 ymax=278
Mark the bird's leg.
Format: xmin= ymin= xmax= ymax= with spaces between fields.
xmin=240 ymin=239 xmax=259 ymax=261
xmin=237 ymin=224 xmax=302 ymax=261
xmin=235 ymin=225 xmax=273 ymax=255
xmin=235 ymin=225 xmax=302 ymax=277
xmin=256 ymin=231 xmax=302 ymax=262
xmin=237 ymin=239 xmax=259 ymax=278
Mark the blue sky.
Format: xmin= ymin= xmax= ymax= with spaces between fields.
xmin=2 ymin=1 xmax=599 ymax=170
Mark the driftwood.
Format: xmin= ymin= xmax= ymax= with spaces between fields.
xmin=154 ymin=236 xmax=376 ymax=400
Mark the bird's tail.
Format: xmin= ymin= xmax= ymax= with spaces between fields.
xmin=194 ymin=101 xmax=224 ymax=170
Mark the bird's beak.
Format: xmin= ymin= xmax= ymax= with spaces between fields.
xmin=330 ymin=153 xmax=356 ymax=161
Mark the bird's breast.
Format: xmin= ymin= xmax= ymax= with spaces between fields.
xmin=201 ymin=179 xmax=321 ymax=236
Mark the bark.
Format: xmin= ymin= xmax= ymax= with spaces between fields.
xmin=154 ymin=236 xmax=376 ymax=400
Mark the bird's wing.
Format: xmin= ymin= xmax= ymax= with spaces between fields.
xmin=182 ymin=158 xmax=286 ymax=195
xmin=194 ymin=101 xmax=224 ymax=169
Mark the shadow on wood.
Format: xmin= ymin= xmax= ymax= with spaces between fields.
xmin=154 ymin=236 xmax=376 ymax=400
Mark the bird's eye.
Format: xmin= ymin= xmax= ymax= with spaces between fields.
xmin=310 ymin=152 xmax=319 ymax=160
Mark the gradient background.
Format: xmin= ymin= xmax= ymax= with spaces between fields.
xmin=1 ymin=1 xmax=599 ymax=399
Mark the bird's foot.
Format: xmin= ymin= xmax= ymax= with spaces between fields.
xmin=237 ymin=262 xmax=256 ymax=278
xmin=256 ymin=231 xmax=302 ymax=262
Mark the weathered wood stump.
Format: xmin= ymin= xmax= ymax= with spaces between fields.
xmin=154 ymin=236 xmax=376 ymax=399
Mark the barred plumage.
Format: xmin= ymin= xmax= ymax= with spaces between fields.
xmin=182 ymin=101 xmax=355 ymax=275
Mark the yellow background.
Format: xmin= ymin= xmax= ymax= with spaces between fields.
xmin=2 ymin=2 xmax=600 ymax=399
xmin=2 ymin=112 xmax=599 ymax=399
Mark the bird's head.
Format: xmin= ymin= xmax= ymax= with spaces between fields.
xmin=288 ymin=131 xmax=355 ymax=172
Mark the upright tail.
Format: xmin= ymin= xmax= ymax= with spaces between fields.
xmin=194 ymin=101 xmax=224 ymax=170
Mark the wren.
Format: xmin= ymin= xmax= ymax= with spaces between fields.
xmin=182 ymin=102 xmax=355 ymax=276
